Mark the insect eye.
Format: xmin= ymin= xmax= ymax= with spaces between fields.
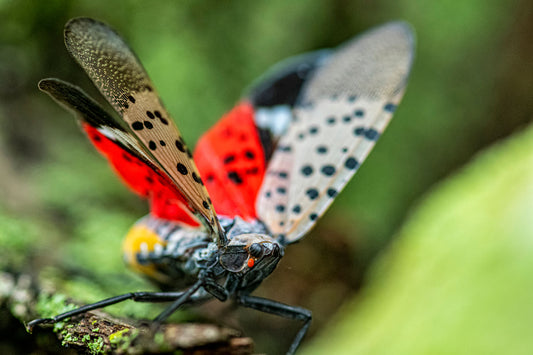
xmin=248 ymin=243 xmax=263 ymax=258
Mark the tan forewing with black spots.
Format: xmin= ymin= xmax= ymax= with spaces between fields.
xmin=257 ymin=22 xmax=415 ymax=243
xmin=64 ymin=17 xmax=223 ymax=244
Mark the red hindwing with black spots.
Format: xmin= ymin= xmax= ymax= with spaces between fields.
xmin=84 ymin=124 xmax=200 ymax=226
xmin=194 ymin=102 xmax=266 ymax=220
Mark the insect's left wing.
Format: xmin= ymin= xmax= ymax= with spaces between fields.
xmin=63 ymin=18 xmax=224 ymax=244
xmin=39 ymin=78 xmax=200 ymax=226
xmin=256 ymin=22 xmax=415 ymax=243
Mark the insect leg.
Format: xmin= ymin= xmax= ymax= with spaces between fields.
xmin=153 ymin=274 xmax=230 ymax=325
xmin=153 ymin=279 xmax=203 ymax=323
xmin=27 ymin=290 xmax=196 ymax=331
xmin=200 ymin=276 xmax=228 ymax=301
xmin=237 ymin=294 xmax=312 ymax=355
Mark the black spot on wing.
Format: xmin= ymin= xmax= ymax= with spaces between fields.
xmin=327 ymin=188 xmax=338 ymax=197
xmin=384 ymin=103 xmax=397 ymax=112
xmin=228 ymin=171 xmax=243 ymax=184
xmin=177 ymin=163 xmax=188 ymax=175
xmin=224 ymin=155 xmax=236 ymax=164
xmin=132 ymin=121 xmax=143 ymax=130
xmin=365 ymin=129 xmax=379 ymax=140
xmin=345 ymin=157 xmax=359 ymax=170
xmin=175 ymin=139 xmax=186 ymax=152
xmin=316 ymin=146 xmax=327 ymax=154
xmin=306 ymin=188 xmax=319 ymax=200
xmin=192 ymin=172 xmax=203 ymax=185
xmin=244 ymin=150 xmax=255 ymax=159
xmin=301 ymin=165 xmax=313 ymax=176
xmin=321 ymin=165 xmax=336 ymax=176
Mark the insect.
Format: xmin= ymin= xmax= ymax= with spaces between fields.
xmin=27 ymin=18 xmax=414 ymax=354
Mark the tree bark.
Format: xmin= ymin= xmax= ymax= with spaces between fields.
xmin=1 ymin=271 xmax=253 ymax=354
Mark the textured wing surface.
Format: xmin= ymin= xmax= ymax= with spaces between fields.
xmin=39 ymin=78 xmax=200 ymax=226
xmin=63 ymin=18 xmax=223 ymax=243
xmin=256 ymin=22 xmax=415 ymax=243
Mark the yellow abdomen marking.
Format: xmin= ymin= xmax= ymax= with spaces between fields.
xmin=122 ymin=224 xmax=168 ymax=282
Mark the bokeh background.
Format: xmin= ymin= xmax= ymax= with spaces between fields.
xmin=1 ymin=0 xmax=533 ymax=354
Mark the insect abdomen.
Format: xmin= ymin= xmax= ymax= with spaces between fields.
xmin=122 ymin=216 xmax=212 ymax=287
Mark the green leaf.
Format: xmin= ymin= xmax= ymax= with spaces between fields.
xmin=305 ymin=123 xmax=533 ymax=354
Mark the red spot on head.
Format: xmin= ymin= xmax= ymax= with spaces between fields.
xmin=247 ymin=258 xmax=255 ymax=268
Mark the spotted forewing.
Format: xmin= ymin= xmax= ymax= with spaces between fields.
xmin=256 ymin=22 xmax=414 ymax=243
xmin=62 ymin=18 xmax=224 ymax=244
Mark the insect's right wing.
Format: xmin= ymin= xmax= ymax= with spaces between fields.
xmin=256 ymin=22 xmax=415 ymax=244
xmin=191 ymin=49 xmax=330 ymax=221
xmin=247 ymin=49 xmax=332 ymax=158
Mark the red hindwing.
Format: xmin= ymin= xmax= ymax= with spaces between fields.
xmin=194 ymin=102 xmax=265 ymax=220
xmin=82 ymin=101 xmax=265 ymax=224
xmin=83 ymin=124 xmax=200 ymax=226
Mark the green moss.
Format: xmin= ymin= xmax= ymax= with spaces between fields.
xmin=108 ymin=328 xmax=130 ymax=342
xmin=60 ymin=331 xmax=78 ymax=346
xmin=35 ymin=293 xmax=76 ymax=318
xmin=109 ymin=328 xmax=138 ymax=352
xmin=84 ymin=335 xmax=105 ymax=355
xmin=34 ymin=293 xmax=77 ymax=333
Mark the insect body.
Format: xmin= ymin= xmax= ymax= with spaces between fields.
xmin=28 ymin=18 xmax=414 ymax=355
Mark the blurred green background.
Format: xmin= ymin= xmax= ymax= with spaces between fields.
xmin=1 ymin=0 xmax=533 ymax=354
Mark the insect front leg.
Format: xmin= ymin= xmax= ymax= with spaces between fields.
xmin=237 ymin=294 xmax=312 ymax=355
xmin=153 ymin=272 xmax=229 ymax=324
xmin=27 ymin=290 xmax=198 ymax=332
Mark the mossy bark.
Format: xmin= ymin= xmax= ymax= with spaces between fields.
xmin=1 ymin=271 xmax=253 ymax=354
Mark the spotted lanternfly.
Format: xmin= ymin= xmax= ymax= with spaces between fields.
xmin=28 ymin=18 xmax=414 ymax=354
